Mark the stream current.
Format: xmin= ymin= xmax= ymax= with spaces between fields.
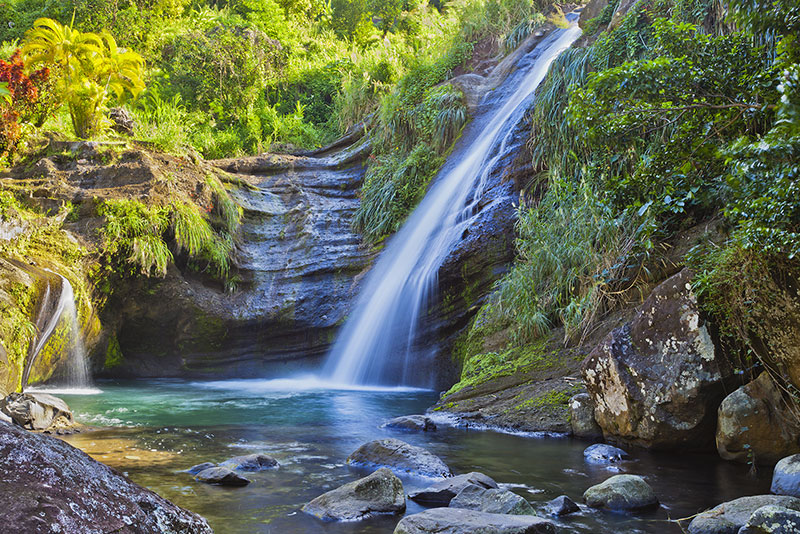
xmin=60 ymin=380 xmax=768 ymax=534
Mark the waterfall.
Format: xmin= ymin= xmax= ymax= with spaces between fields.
xmin=323 ymin=23 xmax=582 ymax=387
xmin=24 ymin=272 xmax=96 ymax=393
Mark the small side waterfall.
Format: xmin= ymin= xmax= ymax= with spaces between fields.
xmin=323 ymin=24 xmax=582 ymax=387
xmin=23 ymin=273 xmax=94 ymax=393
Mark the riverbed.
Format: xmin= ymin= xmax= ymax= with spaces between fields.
xmin=57 ymin=379 xmax=768 ymax=533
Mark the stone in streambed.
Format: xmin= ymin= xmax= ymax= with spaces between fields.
xmin=408 ymin=472 xmax=498 ymax=506
xmin=194 ymin=466 xmax=250 ymax=486
xmin=570 ymin=393 xmax=603 ymax=440
xmin=688 ymin=495 xmax=800 ymax=534
xmin=449 ymin=484 xmax=535 ymax=515
xmin=347 ymin=438 xmax=451 ymax=478
xmin=546 ymin=495 xmax=580 ymax=516
xmin=583 ymin=443 xmax=629 ymax=464
xmin=1 ymin=392 xmax=73 ymax=430
xmin=185 ymin=462 xmax=216 ymax=475
xmin=773 ymin=455 xmax=800 ymax=497
xmin=382 ymin=415 xmax=437 ymax=432
xmin=739 ymin=505 xmax=800 ymax=534
xmin=583 ymin=474 xmax=658 ymax=511
xmin=301 ymin=467 xmax=405 ymax=521
xmin=393 ymin=508 xmax=556 ymax=534
xmin=220 ymin=453 xmax=278 ymax=471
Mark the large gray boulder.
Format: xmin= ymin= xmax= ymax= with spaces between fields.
xmin=717 ymin=373 xmax=800 ymax=465
xmin=569 ymin=393 xmax=603 ymax=440
xmin=0 ymin=420 xmax=212 ymax=533
xmin=773 ymin=455 xmax=800 ymax=497
xmin=449 ymin=484 xmax=535 ymax=515
xmin=1 ymin=392 xmax=73 ymax=430
xmin=739 ymin=505 xmax=800 ymax=534
xmin=409 ymin=472 xmax=498 ymax=506
xmin=688 ymin=495 xmax=800 ymax=534
xmin=220 ymin=453 xmax=278 ymax=471
xmin=393 ymin=508 xmax=556 ymax=534
xmin=582 ymin=269 xmax=730 ymax=450
xmin=301 ymin=468 xmax=405 ymax=521
xmin=583 ymin=474 xmax=658 ymax=511
xmin=347 ymin=438 xmax=452 ymax=478
xmin=583 ymin=443 xmax=629 ymax=464
xmin=382 ymin=415 xmax=437 ymax=432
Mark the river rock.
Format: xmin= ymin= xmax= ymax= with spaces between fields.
xmin=449 ymin=484 xmax=535 ymax=515
xmin=739 ymin=505 xmax=800 ymax=534
xmin=0 ymin=420 xmax=212 ymax=533
xmin=194 ymin=466 xmax=251 ymax=486
xmin=773 ymin=455 xmax=800 ymax=497
xmin=409 ymin=472 xmax=498 ymax=506
xmin=570 ymin=393 xmax=603 ymax=440
xmin=583 ymin=474 xmax=658 ymax=511
xmin=382 ymin=415 xmax=437 ymax=432
xmin=688 ymin=495 xmax=800 ymax=534
xmin=717 ymin=373 xmax=800 ymax=465
xmin=582 ymin=269 xmax=729 ymax=450
xmin=0 ymin=392 xmax=74 ymax=430
xmin=301 ymin=467 xmax=405 ymax=521
xmin=583 ymin=443 xmax=629 ymax=464
xmin=546 ymin=495 xmax=580 ymax=516
xmin=220 ymin=453 xmax=279 ymax=471
xmin=393 ymin=508 xmax=556 ymax=534
xmin=185 ymin=462 xmax=216 ymax=475
xmin=347 ymin=438 xmax=452 ymax=478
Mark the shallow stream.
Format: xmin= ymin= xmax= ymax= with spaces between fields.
xmin=54 ymin=379 xmax=770 ymax=534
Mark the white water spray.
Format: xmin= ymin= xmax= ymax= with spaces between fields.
xmin=323 ymin=24 xmax=582 ymax=387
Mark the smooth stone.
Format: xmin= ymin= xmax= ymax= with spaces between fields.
xmin=547 ymin=495 xmax=580 ymax=516
xmin=409 ymin=472 xmax=498 ymax=506
xmin=739 ymin=505 xmax=800 ymax=533
xmin=393 ymin=508 xmax=556 ymax=534
xmin=1 ymin=392 xmax=73 ymax=430
xmin=220 ymin=453 xmax=278 ymax=471
xmin=570 ymin=393 xmax=603 ymax=440
xmin=583 ymin=443 xmax=629 ymax=464
xmin=347 ymin=438 xmax=452 ymax=478
xmin=194 ymin=466 xmax=251 ymax=486
xmin=382 ymin=415 xmax=437 ymax=432
xmin=449 ymin=484 xmax=535 ymax=515
xmin=773 ymin=455 xmax=800 ymax=497
xmin=301 ymin=467 xmax=405 ymax=521
xmin=689 ymin=495 xmax=800 ymax=534
xmin=185 ymin=462 xmax=216 ymax=475
xmin=583 ymin=474 xmax=658 ymax=511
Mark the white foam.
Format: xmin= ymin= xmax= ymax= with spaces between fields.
xmin=26 ymin=386 xmax=103 ymax=395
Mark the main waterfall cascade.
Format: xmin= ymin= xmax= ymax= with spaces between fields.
xmin=323 ymin=22 xmax=583 ymax=388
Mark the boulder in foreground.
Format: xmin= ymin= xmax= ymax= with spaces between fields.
xmin=449 ymin=484 xmax=535 ymax=515
xmin=301 ymin=467 xmax=405 ymax=521
xmin=583 ymin=474 xmax=658 ymax=511
xmin=739 ymin=505 xmax=800 ymax=534
xmin=688 ymin=495 xmax=800 ymax=534
xmin=1 ymin=392 xmax=74 ymax=431
xmin=393 ymin=508 xmax=556 ymax=534
xmin=347 ymin=438 xmax=452 ymax=478
xmin=0 ymin=421 xmax=212 ymax=533
xmin=772 ymin=454 xmax=800 ymax=497
xmin=408 ymin=472 xmax=498 ymax=506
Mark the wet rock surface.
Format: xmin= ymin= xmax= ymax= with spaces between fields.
xmin=194 ymin=466 xmax=250 ymax=487
xmin=739 ymin=505 xmax=800 ymax=534
xmin=409 ymin=472 xmax=498 ymax=506
xmin=0 ymin=420 xmax=212 ymax=533
xmin=583 ymin=474 xmax=658 ymax=511
xmin=688 ymin=495 xmax=800 ymax=534
xmin=301 ymin=467 xmax=406 ymax=521
xmin=220 ymin=453 xmax=279 ymax=471
xmin=583 ymin=443 xmax=629 ymax=464
xmin=448 ymin=484 xmax=535 ymax=515
xmin=773 ymin=455 xmax=800 ymax=497
xmin=1 ymin=392 xmax=74 ymax=431
xmin=393 ymin=508 xmax=556 ymax=534
xmin=347 ymin=438 xmax=452 ymax=478
xmin=382 ymin=415 xmax=437 ymax=432
xmin=570 ymin=393 xmax=603 ymax=440
xmin=582 ymin=269 xmax=731 ymax=450
xmin=546 ymin=495 xmax=580 ymax=516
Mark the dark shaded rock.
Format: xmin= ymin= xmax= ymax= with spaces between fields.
xmin=583 ymin=474 xmax=658 ymax=511
xmin=773 ymin=455 xmax=800 ymax=497
xmin=449 ymin=484 xmax=535 ymax=515
xmin=185 ymin=462 xmax=216 ymax=475
xmin=347 ymin=438 xmax=452 ymax=478
xmin=109 ymin=107 xmax=136 ymax=135
xmin=1 ymin=392 xmax=73 ymax=430
xmin=382 ymin=415 xmax=436 ymax=432
xmin=194 ymin=467 xmax=250 ymax=487
xmin=301 ymin=467 xmax=405 ymax=521
xmin=220 ymin=453 xmax=278 ymax=471
xmin=0 ymin=420 xmax=212 ymax=533
xmin=546 ymin=495 xmax=580 ymax=516
xmin=570 ymin=393 xmax=603 ymax=440
xmin=717 ymin=373 xmax=800 ymax=466
xmin=393 ymin=508 xmax=556 ymax=534
xmin=739 ymin=505 xmax=800 ymax=534
xmin=583 ymin=443 xmax=629 ymax=464
xmin=688 ymin=495 xmax=800 ymax=534
xmin=582 ymin=269 xmax=731 ymax=450
xmin=409 ymin=472 xmax=498 ymax=507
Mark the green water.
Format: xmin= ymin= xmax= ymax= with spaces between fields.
xmin=57 ymin=379 xmax=769 ymax=534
